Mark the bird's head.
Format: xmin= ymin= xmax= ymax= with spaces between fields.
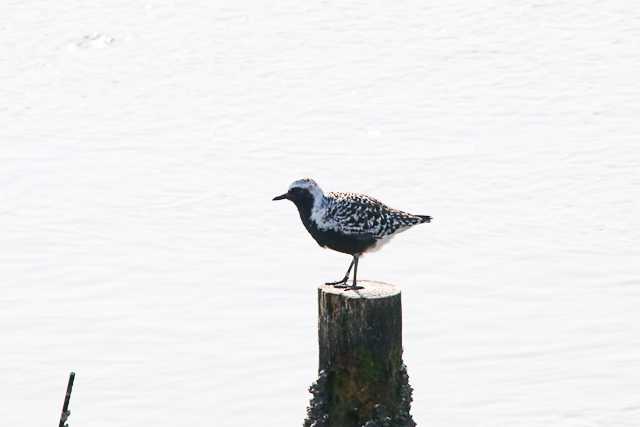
xmin=273 ymin=178 xmax=324 ymax=205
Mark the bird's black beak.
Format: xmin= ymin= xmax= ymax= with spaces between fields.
xmin=272 ymin=193 xmax=289 ymax=201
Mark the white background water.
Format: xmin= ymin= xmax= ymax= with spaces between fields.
xmin=2 ymin=2 xmax=639 ymax=426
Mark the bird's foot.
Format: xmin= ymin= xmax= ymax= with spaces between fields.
xmin=61 ymin=410 xmax=70 ymax=424
xmin=343 ymin=283 xmax=364 ymax=291
xmin=326 ymin=277 xmax=349 ymax=287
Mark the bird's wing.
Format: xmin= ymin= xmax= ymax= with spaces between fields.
xmin=325 ymin=192 xmax=423 ymax=238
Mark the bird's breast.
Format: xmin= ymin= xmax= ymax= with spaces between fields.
xmin=305 ymin=219 xmax=377 ymax=255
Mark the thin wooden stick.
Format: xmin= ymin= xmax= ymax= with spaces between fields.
xmin=58 ymin=372 xmax=75 ymax=427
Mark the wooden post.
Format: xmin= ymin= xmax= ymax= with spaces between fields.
xmin=304 ymin=281 xmax=415 ymax=427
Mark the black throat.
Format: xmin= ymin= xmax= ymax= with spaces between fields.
xmin=292 ymin=192 xmax=316 ymax=232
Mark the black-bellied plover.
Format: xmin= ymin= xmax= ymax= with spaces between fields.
xmin=273 ymin=178 xmax=432 ymax=290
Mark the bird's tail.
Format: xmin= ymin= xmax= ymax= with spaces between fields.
xmin=417 ymin=215 xmax=432 ymax=223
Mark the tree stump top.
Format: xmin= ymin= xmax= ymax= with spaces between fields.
xmin=317 ymin=280 xmax=400 ymax=300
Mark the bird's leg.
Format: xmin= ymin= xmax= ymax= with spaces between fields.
xmin=345 ymin=255 xmax=364 ymax=291
xmin=326 ymin=257 xmax=355 ymax=287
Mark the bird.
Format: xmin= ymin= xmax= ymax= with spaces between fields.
xmin=273 ymin=178 xmax=431 ymax=290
